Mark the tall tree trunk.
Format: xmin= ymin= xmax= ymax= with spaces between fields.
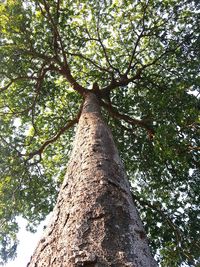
xmin=27 ymin=93 xmax=157 ymax=267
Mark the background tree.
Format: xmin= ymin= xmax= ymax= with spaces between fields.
xmin=0 ymin=0 xmax=199 ymax=266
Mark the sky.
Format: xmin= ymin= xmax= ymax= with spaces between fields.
xmin=4 ymin=217 xmax=48 ymax=267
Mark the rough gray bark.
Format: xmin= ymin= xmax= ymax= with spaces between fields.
xmin=27 ymin=93 xmax=157 ymax=267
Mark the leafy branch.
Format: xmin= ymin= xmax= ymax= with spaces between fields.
xmin=66 ymin=51 xmax=113 ymax=74
xmin=131 ymin=192 xmax=199 ymax=262
xmin=25 ymin=116 xmax=79 ymax=162
xmin=0 ymin=75 xmax=37 ymax=94
xmin=38 ymin=0 xmax=87 ymax=96
xmin=125 ymin=0 xmax=149 ymax=75
xmin=101 ymin=100 xmax=155 ymax=137
xmin=95 ymin=11 xmax=120 ymax=75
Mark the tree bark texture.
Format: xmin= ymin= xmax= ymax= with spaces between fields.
xmin=27 ymin=93 xmax=157 ymax=267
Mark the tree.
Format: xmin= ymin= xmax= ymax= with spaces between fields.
xmin=0 ymin=0 xmax=199 ymax=266
xmin=27 ymin=92 xmax=158 ymax=266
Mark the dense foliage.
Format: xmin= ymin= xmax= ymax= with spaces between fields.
xmin=0 ymin=0 xmax=199 ymax=266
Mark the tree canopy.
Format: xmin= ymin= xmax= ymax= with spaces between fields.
xmin=0 ymin=0 xmax=199 ymax=266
